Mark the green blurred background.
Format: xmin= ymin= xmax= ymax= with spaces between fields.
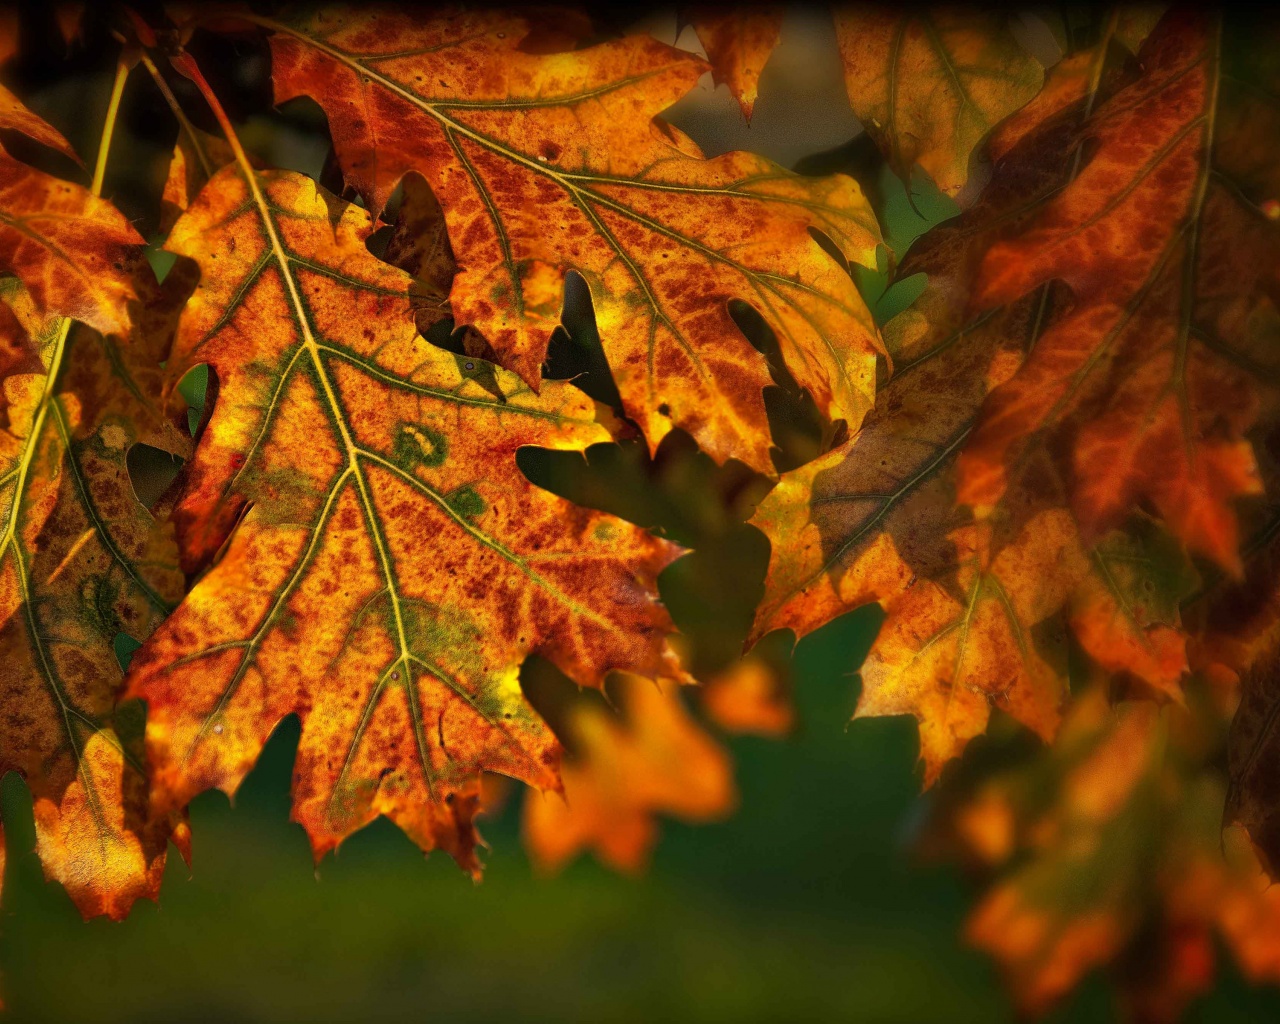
xmin=5 ymin=610 xmax=1280 ymax=1022
xmin=4 ymin=6 xmax=1280 ymax=1022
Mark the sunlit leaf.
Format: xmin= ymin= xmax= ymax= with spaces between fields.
xmin=0 ymin=150 xmax=143 ymax=336
xmin=0 ymin=276 xmax=189 ymax=920
xmin=124 ymin=80 xmax=687 ymax=869
xmin=689 ymin=6 xmax=784 ymax=121
xmin=234 ymin=6 xmax=884 ymax=474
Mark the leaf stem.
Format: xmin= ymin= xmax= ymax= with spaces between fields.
xmin=167 ymin=53 xmax=256 ymax=190
xmin=91 ymin=58 xmax=130 ymax=196
xmin=1 ymin=56 xmax=133 ymax=555
xmin=138 ymin=52 xmax=215 ymax=178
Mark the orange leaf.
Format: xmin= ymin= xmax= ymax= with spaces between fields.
xmin=934 ymin=680 xmax=1280 ymax=1021
xmin=689 ymin=6 xmax=784 ymax=121
xmin=700 ymin=654 xmax=793 ymax=737
xmin=0 ymin=151 xmax=143 ymax=336
xmin=833 ymin=9 xmax=1043 ymax=197
xmin=1223 ymin=587 xmax=1280 ymax=873
xmin=0 ymin=276 xmax=189 ymax=920
xmin=0 ymin=83 xmax=80 ymax=164
xmin=752 ymin=47 xmax=1197 ymax=776
xmin=123 ymin=108 xmax=687 ymax=870
xmin=231 ymin=7 xmax=884 ymax=475
xmin=523 ymin=675 xmax=735 ymax=874
xmin=960 ymin=12 xmax=1280 ymax=572
xmin=0 ymin=16 xmax=78 ymax=163
xmin=159 ymin=123 xmax=234 ymax=234
xmin=961 ymin=696 xmax=1160 ymax=1016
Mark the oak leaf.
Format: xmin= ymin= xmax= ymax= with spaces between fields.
xmin=1212 ymin=424 xmax=1280 ymax=870
xmin=0 ymin=14 xmax=79 ymax=163
xmin=688 ymin=6 xmax=783 ymax=121
xmin=0 ymin=83 xmax=79 ymax=165
xmin=0 ymin=150 xmax=143 ymax=336
xmin=0 ymin=276 xmax=190 ymax=920
xmin=959 ymin=11 xmax=1280 ymax=572
xmin=522 ymin=674 xmax=735 ymax=874
xmin=228 ymin=6 xmax=884 ymax=475
xmin=123 ymin=78 xmax=687 ymax=869
xmin=700 ymin=653 xmax=793 ymax=737
xmin=833 ymin=9 xmax=1043 ymax=198
xmin=934 ymin=684 xmax=1280 ymax=1023
xmin=752 ymin=50 xmax=1195 ymax=777
xmin=0 ymin=81 xmax=142 ymax=335
xmin=159 ymin=123 xmax=234 ymax=234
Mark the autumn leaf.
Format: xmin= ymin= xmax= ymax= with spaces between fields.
xmin=749 ymin=288 xmax=1088 ymax=779
xmin=0 ymin=53 xmax=192 ymax=918
xmin=0 ymin=68 xmax=142 ymax=336
xmin=0 ymin=83 xmax=80 ymax=165
xmin=688 ymin=6 xmax=783 ymax=121
xmin=959 ymin=11 xmax=1280 ymax=572
xmin=932 ymin=683 xmax=1280 ymax=1022
xmin=0 ymin=297 xmax=42 ymax=426
xmin=1212 ymin=425 xmax=1280 ymax=871
xmin=983 ymin=9 xmax=1159 ymax=165
xmin=159 ymin=123 xmax=233 ymax=234
xmin=747 ymin=35 xmax=1109 ymax=645
xmin=124 ymin=57 xmax=689 ymax=871
xmin=1070 ymin=522 xmax=1198 ymax=702
xmin=0 ymin=275 xmax=190 ymax=920
xmin=192 ymin=6 xmax=889 ymax=476
xmin=380 ymin=171 xmax=469 ymax=342
xmin=833 ymin=8 xmax=1043 ymax=198
xmin=0 ymin=11 xmax=79 ymax=164
xmin=523 ymin=674 xmax=735 ymax=874
xmin=0 ymin=153 xmax=144 ymax=336
xmin=962 ymin=695 xmax=1162 ymax=1018
xmin=750 ymin=40 xmax=1203 ymax=777
xmin=700 ymin=652 xmax=793 ymax=737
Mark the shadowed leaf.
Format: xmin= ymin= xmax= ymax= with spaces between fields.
xmin=931 ymin=683 xmax=1280 ymax=1022
xmin=833 ymin=8 xmax=1043 ymax=198
xmin=960 ymin=12 xmax=1280 ymax=572
xmin=751 ymin=45 xmax=1195 ymax=778
xmin=0 ymin=274 xmax=189 ymax=920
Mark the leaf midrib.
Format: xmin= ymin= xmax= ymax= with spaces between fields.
xmin=253 ymin=16 xmax=876 ymax=414
xmin=182 ymin=165 xmax=617 ymax=791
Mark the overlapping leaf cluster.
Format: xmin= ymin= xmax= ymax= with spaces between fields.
xmin=0 ymin=8 xmax=1278 ymax=1019
xmin=0 ymin=4 xmax=873 ymax=917
xmin=922 ymin=682 xmax=1280 ymax=1024
xmin=727 ymin=7 xmax=1280 ymax=1012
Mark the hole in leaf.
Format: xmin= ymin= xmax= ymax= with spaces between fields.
xmin=112 ymin=633 xmax=143 ymax=672
xmin=178 ymin=363 xmax=209 ymax=436
xmin=727 ymin=299 xmax=829 ymax=472
xmin=542 ymin=272 xmax=622 ymax=409
xmin=126 ymin=444 xmax=184 ymax=508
